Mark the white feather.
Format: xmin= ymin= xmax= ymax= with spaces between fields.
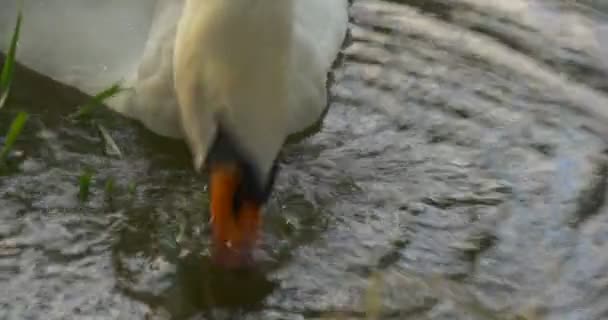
xmin=118 ymin=0 xmax=349 ymax=181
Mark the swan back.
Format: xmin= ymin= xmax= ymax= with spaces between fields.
xmin=173 ymin=0 xmax=295 ymax=181
xmin=287 ymin=0 xmax=350 ymax=134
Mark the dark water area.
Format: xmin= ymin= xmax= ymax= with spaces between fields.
xmin=2 ymin=0 xmax=608 ymax=319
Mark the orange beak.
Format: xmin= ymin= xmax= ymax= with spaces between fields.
xmin=209 ymin=164 xmax=261 ymax=268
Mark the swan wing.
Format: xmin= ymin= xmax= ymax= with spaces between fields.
xmin=0 ymin=0 xmax=156 ymax=95
xmin=0 ymin=0 xmax=185 ymax=138
xmin=111 ymin=0 xmax=185 ymax=139
xmin=287 ymin=0 xmax=350 ymax=135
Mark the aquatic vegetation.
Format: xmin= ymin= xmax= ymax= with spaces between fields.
xmin=71 ymin=82 xmax=125 ymax=120
xmin=0 ymin=111 xmax=27 ymax=168
xmin=0 ymin=5 xmax=26 ymax=171
xmin=0 ymin=5 xmax=22 ymax=109
xmin=104 ymin=177 xmax=116 ymax=200
xmin=78 ymin=168 xmax=94 ymax=202
xmin=127 ymin=181 xmax=137 ymax=196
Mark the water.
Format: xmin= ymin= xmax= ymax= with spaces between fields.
xmin=2 ymin=0 xmax=608 ymax=319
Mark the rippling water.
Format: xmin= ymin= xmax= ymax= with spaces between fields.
xmin=2 ymin=1 xmax=608 ymax=319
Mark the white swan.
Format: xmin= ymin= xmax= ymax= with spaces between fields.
xmin=118 ymin=0 xmax=349 ymax=267
xmin=1 ymin=0 xmax=350 ymax=267
xmin=186 ymin=0 xmax=349 ymax=266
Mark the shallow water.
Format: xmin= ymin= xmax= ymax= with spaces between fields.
xmin=2 ymin=0 xmax=608 ymax=319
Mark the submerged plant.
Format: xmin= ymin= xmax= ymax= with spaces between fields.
xmin=104 ymin=177 xmax=115 ymax=199
xmin=79 ymin=169 xmax=94 ymax=202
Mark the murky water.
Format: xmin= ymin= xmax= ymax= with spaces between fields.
xmin=2 ymin=0 xmax=608 ymax=319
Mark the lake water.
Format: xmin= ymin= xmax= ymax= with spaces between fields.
xmin=2 ymin=0 xmax=608 ymax=319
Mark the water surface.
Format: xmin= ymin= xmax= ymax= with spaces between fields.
xmin=2 ymin=0 xmax=608 ymax=319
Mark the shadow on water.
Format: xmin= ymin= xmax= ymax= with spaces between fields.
xmin=116 ymin=254 xmax=277 ymax=319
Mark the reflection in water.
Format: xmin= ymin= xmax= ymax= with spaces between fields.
xmin=118 ymin=253 xmax=276 ymax=319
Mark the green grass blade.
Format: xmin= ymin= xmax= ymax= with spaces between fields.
xmin=0 ymin=111 xmax=28 ymax=165
xmin=0 ymin=8 xmax=23 ymax=109
xmin=104 ymin=177 xmax=115 ymax=199
xmin=72 ymin=82 xmax=125 ymax=119
xmin=79 ymin=169 xmax=94 ymax=202
xmin=127 ymin=181 xmax=137 ymax=196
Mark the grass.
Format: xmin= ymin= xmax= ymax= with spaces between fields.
xmin=78 ymin=169 xmax=94 ymax=202
xmin=0 ymin=4 xmax=27 ymax=172
xmin=127 ymin=181 xmax=137 ymax=197
xmin=70 ymin=82 xmax=126 ymax=120
xmin=0 ymin=4 xmax=22 ymax=109
xmin=104 ymin=177 xmax=115 ymax=199
xmin=0 ymin=111 xmax=28 ymax=168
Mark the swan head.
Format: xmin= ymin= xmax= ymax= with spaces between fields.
xmin=205 ymin=127 xmax=279 ymax=269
